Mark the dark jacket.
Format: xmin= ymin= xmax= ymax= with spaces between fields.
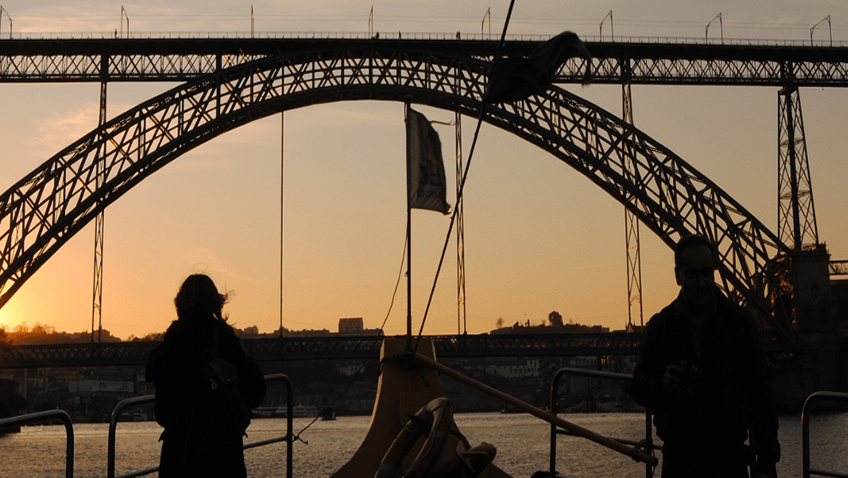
xmin=146 ymin=317 xmax=266 ymax=478
xmin=631 ymin=289 xmax=780 ymax=477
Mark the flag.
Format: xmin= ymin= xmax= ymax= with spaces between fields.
xmin=406 ymin=108 xmax=450 ymax=214
xmin=485 ymin=31 xmax=592 ymax=104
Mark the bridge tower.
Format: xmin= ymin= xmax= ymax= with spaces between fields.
xmin=778 ymin=85 xmax=819 ymax=251
xmin=776 ymin=84 xmax=838 ymax=395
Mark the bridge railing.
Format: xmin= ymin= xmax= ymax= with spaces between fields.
xmin=0 ymin=31 xmax=552 ymax=41
xmin=107 ymin=373 xmax=294 ymax=478
xmin=0 ymin=409 xmax=75 ymax=478
xmin=802 ymin=391 xmax=848 ymax=478
xmin=552 ymin=370 xmax=848 ymax=478
xmin=548 ymin=367 xmax=659 ymax=478
xmin=2 ymin=30 xmax=846 ymax=47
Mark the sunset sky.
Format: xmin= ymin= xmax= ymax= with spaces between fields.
xmin=0 ymin=0 xmax=847 ymax=341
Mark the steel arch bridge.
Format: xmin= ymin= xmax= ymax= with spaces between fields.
xmin=0 ymin=40 xmax=794 ymax=348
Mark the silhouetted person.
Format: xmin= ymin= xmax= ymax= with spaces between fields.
xmin=631 ymin=235 xmax=780 ymax=478
xmin=147 ymin=274 xmax=266 ymax=478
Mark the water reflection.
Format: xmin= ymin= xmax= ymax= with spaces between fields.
xmin=1 ymin=412 xmax=845 ymax=478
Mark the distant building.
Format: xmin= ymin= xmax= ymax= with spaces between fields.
xmin=485 ymin=358 xmax=540 ymax=378
xmin=241 ymin=325 xmax=260 ymax=336
xmin=70 ymin=380 xmax=134 ymax=393
xmin=337 ymin=363 xmax=362 ymax=377
xmin=284 ymin=328 xmax=332 ymax=337
xmin=491 ymin=323 xmax=610 ymax=335
xmin=567 ymin=356 xmax=598 ymax=369
xmin=338 ymin=317 xmax=384 ymax=336
xmin=339 ymin=317 xmax=364 ymax=334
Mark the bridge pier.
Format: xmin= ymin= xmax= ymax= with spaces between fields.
xmin=774 ymin=246 xmax=843 ymax=406
xmin=796 ymin=247 xmax=841 ymax=391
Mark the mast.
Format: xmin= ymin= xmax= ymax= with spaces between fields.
xmin=405 ymin=102 xmax=413 ymax=348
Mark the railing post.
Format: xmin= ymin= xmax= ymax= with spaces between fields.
xmin=548 ymin=367 xmax=659 ymax=478
xmin=550 ymin=369 xmax=565 ymax=474
xmin=801 ymin=391 xmax=848 ymax=478
xmin=0 ymin=410 xmax=75 ymax=478
xmin=107 ymin=374 xmax=294 ymax=478
xmin=644 ymin=410 xmax=653 ymax=477
xmin=108 ymin=395 xmax=155 ymax=478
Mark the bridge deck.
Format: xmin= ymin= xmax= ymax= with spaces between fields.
xmin=0 ymin=333 xmax=643 ymax=368
xmin=1 ymin=37 xmax=847 ymax=86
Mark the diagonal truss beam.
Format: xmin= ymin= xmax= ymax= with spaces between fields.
xmin=0 ymin=45 xmax=797 ymax=349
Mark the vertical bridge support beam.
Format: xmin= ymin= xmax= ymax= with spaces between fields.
xmin=455 ymin=110 xmax=467 ymax=335
xmin=91 ymin=57 xmax=108 ymax=343
xmin=778 ymin=84 xmax=819 ymax=250
xmin=622 ymin=80 xmax=643 ymax=332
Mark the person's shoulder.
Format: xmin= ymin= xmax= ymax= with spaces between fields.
xmin=163 ymin=319 xmax=188 ymax=339
xmin=717 ymin=294 xmax=755 ymax=320
xmin=646 ymin=300 xmax=679 ymax=328
xmin=215 ymin=320 xmax=247 ymax=349
xmin=214 ymin=319 xmax=239 ymax=338
xmin=715 ymin=295 xmax=761 ymax=334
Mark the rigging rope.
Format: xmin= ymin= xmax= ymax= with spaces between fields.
xmin=297 ymin=0 xmax=517 ymax=439
xmin=295 ymin=230 xmax=408 ymax=439
xmin=412 ymin=0 xmax=517 ymax=355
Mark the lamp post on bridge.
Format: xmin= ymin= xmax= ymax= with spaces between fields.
xmin=0 ymin=6 xmax=12 ymax=39
xmin=705 ymin=13 xmax=723 ymax=44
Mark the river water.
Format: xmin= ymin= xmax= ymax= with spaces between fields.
xmin=1 ymin=412 xmax=846 ymax=478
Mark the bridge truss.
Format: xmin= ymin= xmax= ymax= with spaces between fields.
xmin=0 ymin=333 xmax=644 ymax=368
xmin=1 ymin=38 xmax=847 ymax=86
xmin=2 ymin=37 xmax=848 ymax=354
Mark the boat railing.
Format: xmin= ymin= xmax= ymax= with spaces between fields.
xmin=414 ymin=352 xmax=658 ymax=467
xmin=107 ymin=373 xmax=294 ymax=478
xmin=549 ymin=367 xmax=660 ymax=478
xmin=802 ymin=391 xmax=848 ymax=478
xmin=0 ymin=409 xmax=75 ymax=478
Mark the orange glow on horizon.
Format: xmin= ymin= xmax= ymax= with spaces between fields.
xmin=0 ymin=305 xmax=23 ymax=331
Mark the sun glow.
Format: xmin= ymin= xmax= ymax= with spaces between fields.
xmin=0 ymin=303 xmax=26 ymax=331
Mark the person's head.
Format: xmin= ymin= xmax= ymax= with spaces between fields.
xmin=674 ymin=235 xmax=717 ymax=309
xmin=174 ymin=274 xmax=228 ymax=322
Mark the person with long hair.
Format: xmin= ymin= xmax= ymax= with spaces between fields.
xmin=146 ymin=274 xmax=266 ymax=478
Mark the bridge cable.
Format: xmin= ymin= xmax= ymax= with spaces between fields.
xmin=412 ymin=0 xmax=517 ymax=355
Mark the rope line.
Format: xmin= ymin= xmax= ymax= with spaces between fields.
xmin=295 ymin=229 xmax=408 ymax=439
xmin=412 ymin=0 xmax=517 ymax=355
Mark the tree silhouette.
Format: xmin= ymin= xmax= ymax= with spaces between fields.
xmin=548 ymin=311 xmax=563 ymax=328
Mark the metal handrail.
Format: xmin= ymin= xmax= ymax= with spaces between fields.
xmin=0 ymin=409 xmax=75 ymax=478
xmin=1 ymin=30 xmax=846 ymax=47
xmin=802 ymin=391 xmax=848 ymax=478
xmin=107 ymin=373 xmax=294 ymax=478
xmin=549 ymin=367 xmax=659 ymax=478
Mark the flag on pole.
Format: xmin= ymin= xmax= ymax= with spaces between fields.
xmin=485 ymin=31 xmax=591 ymax=104
xmin=406 ymin=107 xmax=450 ymax=214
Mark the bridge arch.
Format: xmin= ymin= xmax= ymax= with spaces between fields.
xmin=0 ymin=44 xmax=794 ymax=344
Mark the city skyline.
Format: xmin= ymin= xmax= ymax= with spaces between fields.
xmin=0 ymin=0 xmax=847 ymax=341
